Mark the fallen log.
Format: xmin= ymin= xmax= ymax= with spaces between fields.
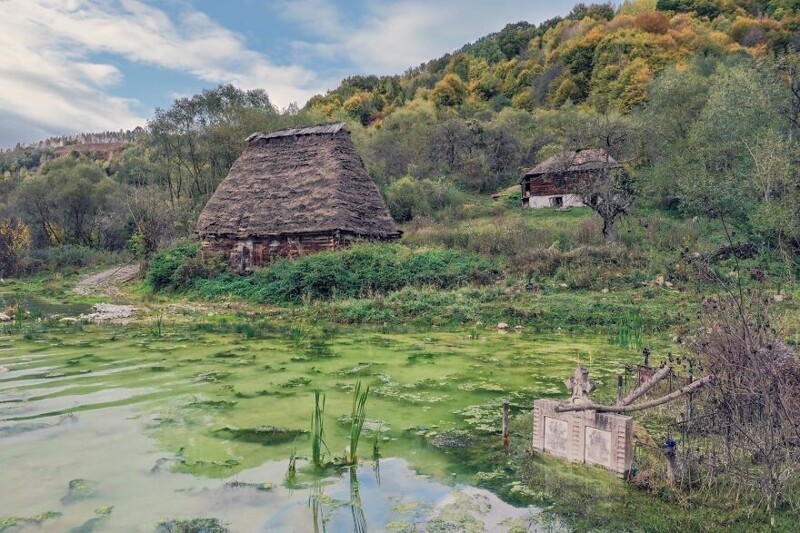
xmin=555 ymin=375 xmax=713 ymax=414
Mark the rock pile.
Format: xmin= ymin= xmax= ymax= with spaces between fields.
xmin=78 ymin=303 xmax=136 ymax=323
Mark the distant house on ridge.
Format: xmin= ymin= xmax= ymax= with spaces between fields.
xmin=196 ymin=123 xmax=401 ymax=271
xmin=521 ymin=149 xmax=621 ymax=208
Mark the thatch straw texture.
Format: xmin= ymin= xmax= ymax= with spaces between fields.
xmin=197 ymin=124 xmax=400 ymax=239
xmin=525 ymin=149 xmax=621 ymax=178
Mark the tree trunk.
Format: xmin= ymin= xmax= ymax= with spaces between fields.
xmin=602 ymin=216 xmax=617 ymax=245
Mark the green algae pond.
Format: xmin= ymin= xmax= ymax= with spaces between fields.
xmin=0 ymin=319 xmax=650 ymax=531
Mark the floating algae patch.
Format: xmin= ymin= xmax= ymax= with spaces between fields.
xmin=278 ymin=376 xmax=311 ymax=388
xmin=157 ymin=518 xmax=228 ymax=533
xmin=193 ymin=371 xmax=231 ymax=383
xmin=213 ymin=426 xmax=307 ymax=445
xmin=211 ymin=350 xmax=240 ymax=359
xmin=185 ymin=398 xmax=238 ymax=409
xmin=0 ymin=511 xmax=62 ymax=531
xmin=61 ymin=479 xmax=98 ymax=504
xmin=67 ymin=506 xmax=114 ymax=533
xmin=223 ymin=481 xmax=276 ymax=491
xmin=0 ymin=321 xmax=658 ymax=529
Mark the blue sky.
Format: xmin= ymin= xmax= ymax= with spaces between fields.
xmin=0 ymin=0 xmax=591 ymax=147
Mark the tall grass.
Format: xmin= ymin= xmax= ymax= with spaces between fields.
xmin=189 ymin=244 xmax=498 ymax=302
xmin=150 ymin=311 xmax=164 ymax=338
xmin=310 ymin=390 xmax=329 ymax=470
xmin=616 ymin=311 xmax=644 ymax=350
xmin=346 ymin=381 xmax=370 ymax=465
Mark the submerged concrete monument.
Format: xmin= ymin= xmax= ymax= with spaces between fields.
xmin=532 ymin=367 xmax=634 ymax=477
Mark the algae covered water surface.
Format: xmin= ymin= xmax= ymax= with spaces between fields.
xmin=0 ymin=321 xmax=642 ymax=531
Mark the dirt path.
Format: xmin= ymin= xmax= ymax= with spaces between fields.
xmin=72 ymin=263 xmax=141 ymax=297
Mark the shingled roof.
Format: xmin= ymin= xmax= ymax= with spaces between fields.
xmin=525 ymin=149 xmax=621 ymax=178
xmin=197 ymin=123 xmax=400 ymax=239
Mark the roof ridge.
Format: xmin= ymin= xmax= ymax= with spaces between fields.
xmin=245 ymin=123 xmax=346 ymax=143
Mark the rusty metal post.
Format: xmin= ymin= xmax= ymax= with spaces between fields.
xmin=502 ymin=402 xmax=510 ymax=448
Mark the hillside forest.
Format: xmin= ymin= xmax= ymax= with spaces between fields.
xmin=1 ymin=0 xmax=800 ymax=277
xmin=6 ymin=1 xmax=800 ymax=529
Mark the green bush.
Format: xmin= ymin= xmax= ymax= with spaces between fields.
xmin=28 ymin=245 xmax=130 ymax=272
xmin=146 ymin=240 xmax=201 ymax=291
xmin=385 ymin=176 xmax=465 ymax=222
xmin=170 ymin=252 xmax=228 ymax=291
xmin=191 ymin=244 xmax=499 ymax=303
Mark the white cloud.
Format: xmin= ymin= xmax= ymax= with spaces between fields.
xmin=278 ymin=0 xmax=581 ymax=75
xmin=0 ymin=0 xmax=323 ymax=146
xmin=0 ymin=0 xmax=602 ymax=147
xmin=275 ymin=0 xmax=342 ymax=36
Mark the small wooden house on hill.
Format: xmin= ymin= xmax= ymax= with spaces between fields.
xmin=521 ymin=149 xmax=621 ymax=208
xmin=196 ymin=123 xmax=401 ymax=271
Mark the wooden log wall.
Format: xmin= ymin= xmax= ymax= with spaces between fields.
xmin=201 ymin=231 xmax=392 ymax=271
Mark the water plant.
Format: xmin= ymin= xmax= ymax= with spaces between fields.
xmin=616 ymin=311 xmax=644 ymax=350
xmin=349 ymin=467 xmax=367 ymax=533
xmin=288 ymin=320 xmax=312 ymax=348
xmin=310 ymin=390 xmax=330 ymax=470
xmin=346 ymin=380 xmax=370 ymax=465
xmin=150 ymin=311 xmax=164 ymax=338
xmin=286 ymin=446 xmax=297 ymax=482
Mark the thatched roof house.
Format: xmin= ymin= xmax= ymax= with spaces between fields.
xmin=521 ymin=149 xmax=621 ymax=208
xmin=197 ymin=123 xmax=400 ymax=270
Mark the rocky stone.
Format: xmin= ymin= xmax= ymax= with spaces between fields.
xmin=496 ymin=322 xmax=509 ymax=330
xmin=0 ymin=312 xmax=11 ymax=322
xmin=601 ymin=288 xmax=609 ymax=293
xmin=78 ymin=303 xmax=135 ymax=323
xmin=774 ymin=294 xmax=785 ymax=303
xmin=59 ymin=317 xmax=78 ymax=323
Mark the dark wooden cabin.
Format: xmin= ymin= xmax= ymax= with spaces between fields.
xmin=196 ymin=123 xmax=401 ymax=271
xmin=521 ymin=149 xmax=621 ymax=208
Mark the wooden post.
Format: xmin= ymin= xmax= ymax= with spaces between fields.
xmin=617 ymin=374 xmax=624 ymax=405
xmin=665 ymin=438 xmax=677 ymax=485
xmin=502 ymin=402 xmax=510 ymax=448
xmin=620 ymin=365 xmax=672 ymax=406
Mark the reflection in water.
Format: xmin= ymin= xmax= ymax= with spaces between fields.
xmin=350 ymin=466 xmax=368 ymax=533
xmin=310 ymin=482 xmax=326 ymax=533
xmin=0 ymin=326 xmax=583 ymax=531
xmin=1 ymin=403 xmax=546 ymax=531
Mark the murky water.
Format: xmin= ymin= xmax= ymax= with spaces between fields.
xmin=0 ymin=292 xmax=92 ymax=318
xmin=0 ymin=323 xmax=646 ymax=531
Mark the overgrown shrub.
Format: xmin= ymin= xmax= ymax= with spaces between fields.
xmin=169 ymin=252 xmax=228 ymax=291
xmin=146 ymin=240 xmax=201 ymax=291
xmin=28 ymin=245 xmax=130 ymax=273
xmin=191 ymin=244 xmax=499 ymax=302
xmin=385 ymin=177 xmax=465 ymax=222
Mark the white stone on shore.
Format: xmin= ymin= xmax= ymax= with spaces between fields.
xmin=0 ymin=312 xmax=11 ymax=322
xmin=78 ymin=303 xmax=136 ymax=322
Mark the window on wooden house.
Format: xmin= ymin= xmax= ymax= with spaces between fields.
xmin=550 ymin=196 xmax=564 ymax=207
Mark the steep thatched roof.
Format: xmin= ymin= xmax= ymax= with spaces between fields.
xmin=525 ymin=149 xmax=621 ymax=178
xmin=197 ymin=123 xmax=400 ymax=239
